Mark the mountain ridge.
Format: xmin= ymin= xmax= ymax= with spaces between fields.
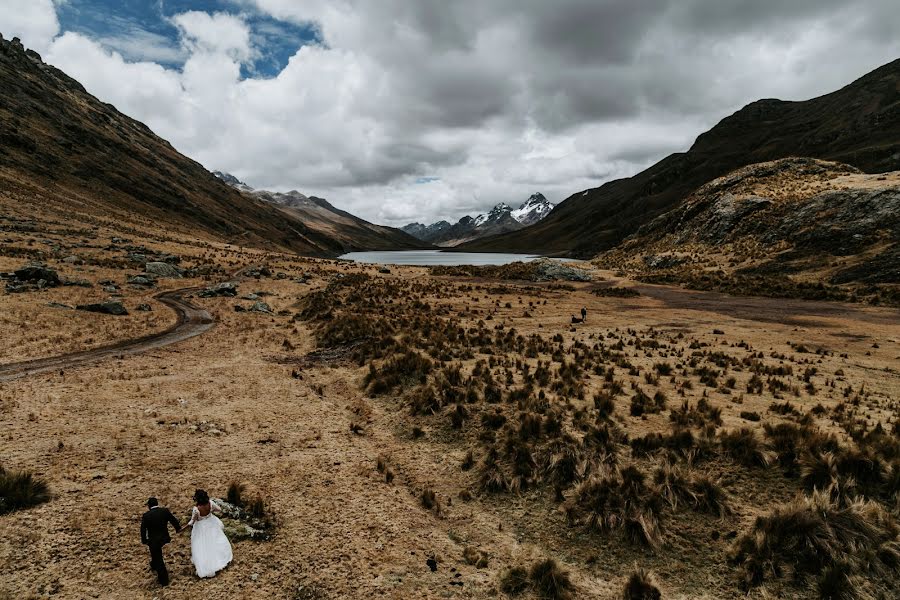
xmin=0 ymin=34 xmax=355 ymax=257
xmin=402 ymin=193 xmax=555 ymax=246
xmin=461 ymin=57 xmax=900 ymax=257
xmin=214 ymin=173 xmax=427 ymax=253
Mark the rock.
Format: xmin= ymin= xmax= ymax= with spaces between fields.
xmin=199 ymin=282 xmax=238 ymax=298
xmin=378 ymin=267 xmax=391 ymax=274
xmin=144 ymin=262 xmax=182 ymax=279
xmin=233 ymin=305 xmax=246 ymax=312
xmin=127 ymin=275 xmax=155 ymax=287
xmin=102 ymin=285 xmax=119 ymax=293
xmin=63 ymin=279 xmax=93 ymax=288
xmin=249 ymin=301 xmax=273 ymax=313
xmin=241 ymin=293 xmax=260 ymax=301
xmin=245 ymin=266 xmax=272 ymax=278
xmin=643 ymin=254 xmax=688 ymax=270
xmin=47 ymin=302 xmax=73 ymax=310
xmin=62 ymin=255 xmax=80 ymax=264
xmin=530 ymin=258 xmax=592 ymax=282
xmin=76 ymin=301 xmax=128 ymax=316
xmin=14 ymin=264 xmax=60 ymax=286
xmin=136 ymin=303 xmax=152 ymax=311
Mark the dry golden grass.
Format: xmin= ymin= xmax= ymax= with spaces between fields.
xmin=1 ymin=195 xmax=898 ymax=598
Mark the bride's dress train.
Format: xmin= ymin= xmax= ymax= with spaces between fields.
xmin=189 ymin=500 xmax=233 ymax=578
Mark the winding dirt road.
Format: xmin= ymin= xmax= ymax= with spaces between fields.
xmin=0 ymin=287 xmax=214 ymax=383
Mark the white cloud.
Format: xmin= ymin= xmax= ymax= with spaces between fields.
xmin=171 ymin=11 xmax=255 ymax=64
xmin=0 ymin=0 xmax=59 ymax=54
xmin=6 ymin=1 xmax=900 ymax=227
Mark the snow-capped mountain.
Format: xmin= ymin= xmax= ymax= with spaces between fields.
xmin=474 ymin=203 xmax=513 ymax=227
xmin=402 ymin=193 xmax=555 ymax=246
xmin=511 ymin=193 xmax=554 ymax=226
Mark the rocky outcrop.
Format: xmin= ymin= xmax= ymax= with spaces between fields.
xmin=144 ymin=262 xmax=183 ymax=279
xmin=598 ymin=158 xmax=900 ymax=291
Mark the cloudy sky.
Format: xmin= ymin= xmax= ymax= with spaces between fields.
xmin=2 ymin=1 xmax=899 ymax=226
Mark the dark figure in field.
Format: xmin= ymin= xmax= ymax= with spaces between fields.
xmin=581 ymin=307 xmax=587 ymax=322
xmin=571 ymin=315 xmax=583 ymax=324
xmin=141 ymin=497 xmax=182 ymax=586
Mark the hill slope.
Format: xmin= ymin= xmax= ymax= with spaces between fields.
xmin=213 ymin=173 xmax=427 ymax=252
xmin=597 ymin=157 xmax=899 ymax=303
xmin=462 ymin=58 xmax=900 ymax=257
xmin=0 ymin=35 xmax=359 ymax=257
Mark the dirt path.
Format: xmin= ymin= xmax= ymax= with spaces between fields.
xmin=0 ymin=287 xmax=214 ymax=382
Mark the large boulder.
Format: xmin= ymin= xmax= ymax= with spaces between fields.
xmin=76 ymin=301 xmax=128 ymax=316
xmin=530 ymin=258 xmax=592 ymax=282
xmin=198 ymin=282 xmax=238 ymax=298
xmin=144 ymin=262 xmax=182 ymax=279
xmin=14 ymin=264 xmax=60 ymax=286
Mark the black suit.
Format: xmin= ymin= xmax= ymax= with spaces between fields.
xmin=141 ymin=507 xmax=182 ymax=585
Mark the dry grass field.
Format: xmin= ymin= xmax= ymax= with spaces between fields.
xmin=1 ymin=199 xmax=899 ymax=599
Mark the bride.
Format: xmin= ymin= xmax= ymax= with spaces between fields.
xmin=184 ymin=489 xmax=233 ymax=578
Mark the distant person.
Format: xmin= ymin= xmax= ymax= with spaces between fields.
xmin=183 ymin=489 xmax=233 ymax=578
xmin=141 ymin=497 xmax=182 ymax=586
xmin=581 ymin=307 xmax=587 ymax=322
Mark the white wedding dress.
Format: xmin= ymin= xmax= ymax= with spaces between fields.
xmin=188 ymin=500 xmax=233 ymax=578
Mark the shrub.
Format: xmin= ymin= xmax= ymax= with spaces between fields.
xmin=0 ymin=467 xmax=50 ymax=514
xmin=653 ymin=362 xmax=673 ymax=376
xmin=729 ymin=491 xmax=900 ymax=591
xmin=622 ymin=565 xmax=662 ymax=599
xmin=480 ymin=446 xmax=510 ymax=493
xmin=690 ymin=475 xmax=731 ymax=517
xmin=463 ymin=546 xmax=489 ymax=568
xmin=529 ymin=558 xmax=574 ymax=600
xmin=226 ymin=481 xmax=245 ymax=507
xmin=363 ymin=350 xmax=432 ymax=396
xmin=565 ymin=465 xmax=664 ymax=546
xmin=500 ymin=566 xmax=530 ymax=595
xmin=247 ymin=494 xmax=267 ymax=519
xmin=719 ymin=428 xmax=772 ymax=468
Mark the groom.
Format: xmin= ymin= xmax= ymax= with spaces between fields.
xmin=141 ymin=497 xmax=182 ymax=586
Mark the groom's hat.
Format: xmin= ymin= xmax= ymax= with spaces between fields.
xmin=147 ymin=497 xmax=159 ymax=508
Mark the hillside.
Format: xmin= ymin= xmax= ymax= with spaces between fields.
xmin=0 ymin=35 xmax=358 ymax=257
xmin=597 ymin=158 xmax=900 ymax=303
xmin=403 ymin=194 xmax=555 ymax=246
xmin=214 ymin=174 xmax=427 ymax=253
xmin=462 ymin=57 xmax=900 ymax=257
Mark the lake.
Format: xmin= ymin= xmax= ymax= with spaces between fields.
xmin=338 ymin=250 xmax=545 ymax=266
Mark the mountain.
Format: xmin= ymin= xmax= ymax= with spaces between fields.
xmin=214 ymin=174 xmax=427 ymax=252
xmin=511 ymin=193 xmax=555 ymax=225
xmin=597 ymin=157 xmax=899 ymax=302
xmin=462 ymin=58 xmax=900 ymax=257
xmin=0 ymin=35 xmax=352 ymax=256
xmin=401 ymin=221 xmax=451 ymax=240
xmin=403 ymin=194 xmax=555 ymax=246
xmin=0 ymin=35 xmax=414 ymax=257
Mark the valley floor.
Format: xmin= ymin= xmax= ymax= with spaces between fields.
xmin=1 ymin=237 xmax=898 ymax=599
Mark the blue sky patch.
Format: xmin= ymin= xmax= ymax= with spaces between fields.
xmin=55 ymin=0 xmax=321 ymax=77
